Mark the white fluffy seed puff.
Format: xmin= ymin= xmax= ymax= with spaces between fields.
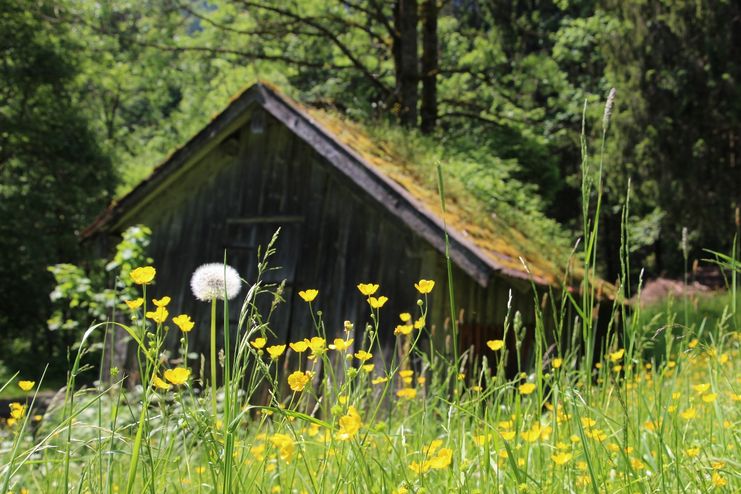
xmin=190 ymin=263 xmax=242 ymax=302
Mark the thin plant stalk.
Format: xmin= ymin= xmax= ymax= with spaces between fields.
xmin=210 ymin=297 xmax=218 ymax=420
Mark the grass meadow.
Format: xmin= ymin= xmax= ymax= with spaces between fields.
xmin=1 ymin=104 xmax=739 ymax=494
xmin=1 ymin=263 xmax=739 ymax=493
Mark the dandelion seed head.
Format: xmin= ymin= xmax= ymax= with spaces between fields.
xmin=190 ymin=263 xmax=241 ymax=301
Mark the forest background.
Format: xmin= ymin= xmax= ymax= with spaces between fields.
xmin=1 ymin=0 xmax=739 ymax=376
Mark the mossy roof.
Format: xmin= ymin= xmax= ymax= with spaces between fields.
xmin=299 ymin=106 xmax=566 ymax=285
xmin=85 ymin=82 xmax=583 ymax=289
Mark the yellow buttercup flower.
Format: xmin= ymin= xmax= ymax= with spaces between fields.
xmin=287 ymin=371 xmax=312 ymax=392
xmin=306 ymin=337 xmax=326 ymax=356
xmin=584 ymin=428 xmax=607 ymax=441
xmin=9 ymin=402 xmax=26 ymax=420
xmin=522 ymin=425 xmax=541 ymax=442
xmin=145 ymin=306 xmax=169 ymax=324
xmin=394 ymin=324 xmax=413 ymax=336
xmin=298 ymin=289 xmax=318 ymax=302
xmin=422 ymin=438 xmax=442 ymax=455
xmin=609 ymin=349 xmax=624 ymax=362
xmin=679 ymin=407 xmax=697 ymax=420
xmin=172 ymin=314 xmax=194 ymax=332
xmin=428 ymin=448 xmax=452 ymax=469
xmin=251 ymin=337 xmax=267 ymax=349
xmin=409 ymin=460 xmax=430 ymax=475
xmin=152 ymin=375 xmax=172 ymax=390
xmin=152 ymin=296 xmax=171 ymax=307
xmin=125 ymin=298 xmax=144 ymax=310
xmin=643 ymin=420 xmax=660 ymax=432
xmin=685 ymin=447 xmax=700 ymax=458
xmin=357 ymin=283 xmax=379 ymax=296
xmin=552 ymin=358 xmax=563 ymax=369
xmin=372 ymin=376 xmax=389 ymax=385
xmin=329 ymin=338 xmax=354 ymax=351
xmin=396 ymin=388 xmax=417 ymax=399
xmin=163 ymin=367 xmax=190 ymax=385
xmin=413 ymin=317 xmax=426 ymax=329
xmin=711 ymin=472 xmax=727 ymax=487
xmin=519 ymin=383 xmax=536 ymax=395
xmin=486 ymin=340 xmax=504 ymax=351
xmin=290 ymin=340 xmax=309 ymax=353
xmin=552 ymin=452 xmax=572 ymax=465
xmin=130 ymin=266 xmax=156 ymax=285
xmin=500 ymin=430 xmax=516 ymax=441
xmin=306 ymin=423 xmax=320 ymax=437
xmin=368 ymin=296 xmax=388 ymax=309
xmin=414 ymin=279 xmax=435 ymax=294
xmin=270 ymin=433 xmax=295 ymax=462
xmin=354 ymin=350 xmax=372 ymax=362
xmin=337 ymin=406 xmax=362 ymax=440
xmin=361 ymin=364 xmax=374 ymax=373
xmin=399 ymin=370 xmax=414 ymax=378
xmin=581 ymin=417 xmax=597 ymax=429
xmin=266 ymin=345 xmax=286 ymax=359
xmin=473 ymin=434 xmax=491 ymax=447
xmin=18 ymin=380 xmax=35 ymax=392
xmin=399 ymin=312 xmax=412 ymax=322
xmin=701 ymin=392 xmax=717 ymax=403
xmin=692 ymin=383 xmax=710 ymax=394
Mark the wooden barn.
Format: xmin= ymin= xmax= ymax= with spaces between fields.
xmin=84 ymin=82 xmax=569 ymax=370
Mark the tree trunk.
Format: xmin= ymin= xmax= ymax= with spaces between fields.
xmin=393 ymin=0 xmax=418 ymax=127
xmin=420 ymin=0 xmax=438 ymax=134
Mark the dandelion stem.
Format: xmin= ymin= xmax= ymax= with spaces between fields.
xmin=210 ymin=297 xmax=218 ymax=420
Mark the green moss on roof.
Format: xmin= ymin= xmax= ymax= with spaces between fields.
xmin=294 ymin=105 xmax=568 ymax=285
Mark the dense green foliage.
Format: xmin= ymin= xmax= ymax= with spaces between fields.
xmin=603 ymin=0 xmax=741 ymax=274
xmin=0 ymin=1 xmax=115 ymax=373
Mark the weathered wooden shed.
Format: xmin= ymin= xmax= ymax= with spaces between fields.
xmin=85 ymin=82 xmax=568 ymax=369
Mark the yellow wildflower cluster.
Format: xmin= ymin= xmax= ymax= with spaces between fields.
xmin=409 ymin=439 xmax=452 ymax=474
